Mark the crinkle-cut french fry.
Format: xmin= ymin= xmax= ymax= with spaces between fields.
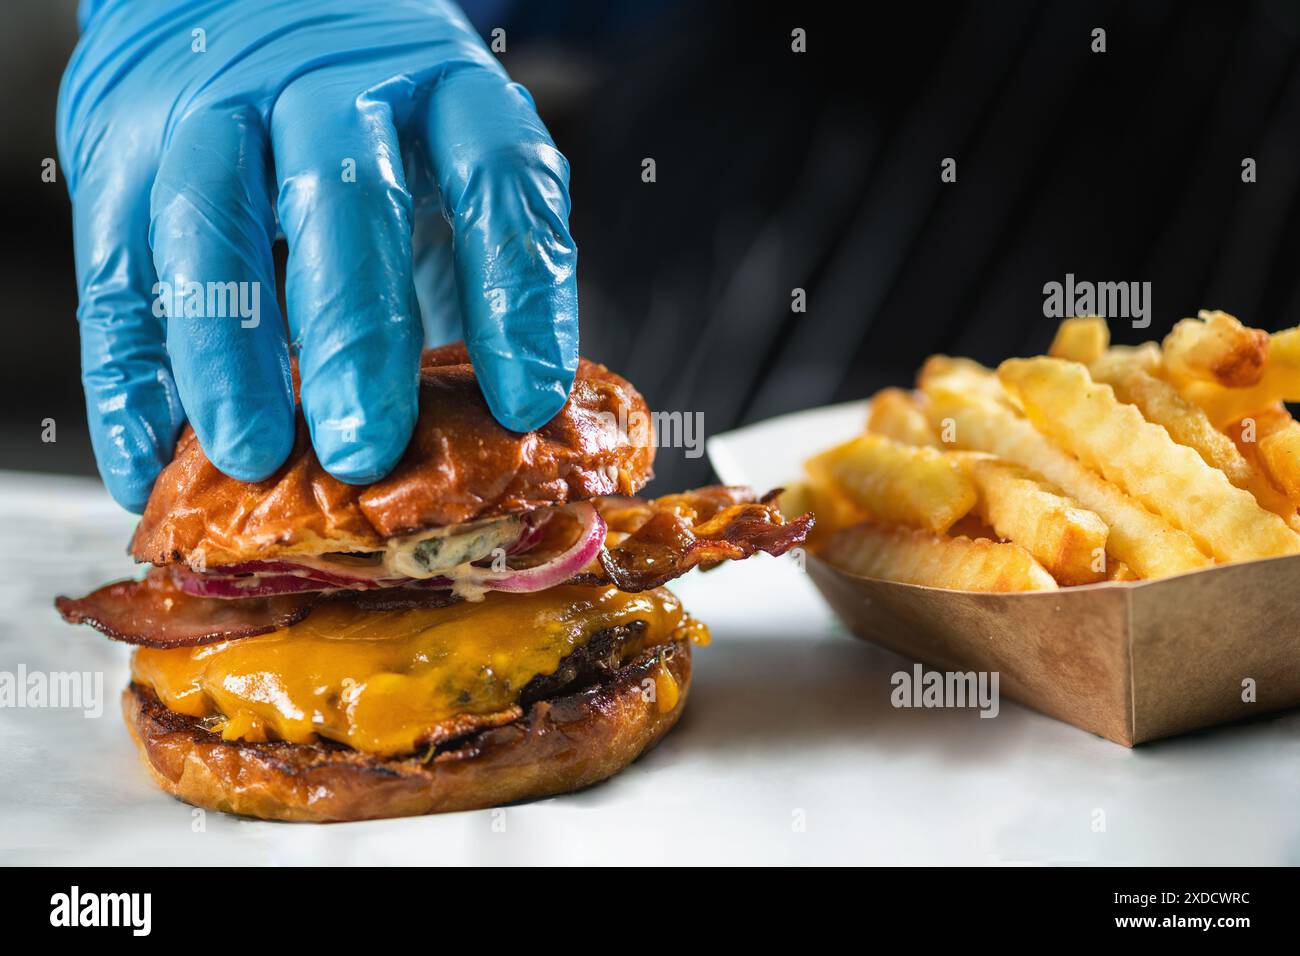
xmin=1089 ymin=360 xmax=1299 ymax=525
xmin=1232 ymin=402 xmax=1293 ymax=448
xmin=948 ymin=513 xmax=999 ymax=540
xmin=1049 ymin=316 xmax=1110 ymax=365
xmin=1260 ymin=431 xmax=1300 ymax=501
xmin=1162 ymin=311 xmax=1270 ymax=388
xmin=820 ymin=523 xmax=1057 ymax=592
xmin=781 ymin=477 xmax=869 ymax=551
xmin=998 ymin=357 xmax=1300 ymax=562
xmin=805 ymin=434 xmax=976 ymax=534
xmin=1227 ymin=411 xmax=1279 ymax=485
xmin=777 ymin=480 xmax=816 ymax=529
xmin=1087 ymin=342 xmax=1162 ymax=382
xmin=1228 ymin=406 xmax=1300 ymax=523
xmin=1248 ymin=405 xmax=1300 ymax=502
xmin=1176 ymin=326 xmax=1300 ymax=427
xmin=1241 ymin=403 xmax=1294 ymax=437
xmin=866 ymin=388 xmax=939 ymax=447
xmin=917 ymin=355 xmax=1016 ymax=409
xmin=966 ymin=457 xmax=1108 ymax=586
xmin=1106 ymin=561 xmax=1139 ymax=582
xmin=920 ymin=384 xmax=1211 ymax=578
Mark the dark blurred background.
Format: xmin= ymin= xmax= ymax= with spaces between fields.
xmin=5 ymin=0 xmax=1300 ymax=496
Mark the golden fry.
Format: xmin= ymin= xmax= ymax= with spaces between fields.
xmin=1176 ymin=326 xmax=1300 ymax=427
xmin=776 ymin=480 xmax=816 ymax=530
xmin=780 ymin=477 xmax=869 ymax=550
xmin=806 ymin=434 xmax=975 ymax=534
xmin=866 ymin=388 xmax=939 ymax=447
xmin=947 ymin=513 xmax=999 ymax=540
xmin=920 ymin=384 xmax=1211 ymax=578
xmin=998 ymin=357 xmax=1300 ymax=562
xmin=807 ymin=311 xmax=1300 ymax=590
xmin=1162 ymin=311 xmax=1269 ymax=388
xmin=966 ymin=457 xmax=1108 ymax=586
xmin=1250 ymin=406 xmax=1300 ymax=502
xmin=1230 ymin=406 xmax=1300 ymax=512
xmin=1089 ymin=361 xmax=1298 ymax=524
xmin=1048 ymin=316 xmax=1109 ymax=365
xmin=1106 ymin=561 xmax=1139 ymax=582
xmin=1087 ymin=342 xmax=1162 ymax=381
xmin=1227 ymin=412 xmax=1277 ymax=489
xmin=820 ymin=523 xmax=1057 ymax=592
xmin=917 ymin=355 xmax=1014 ymax=409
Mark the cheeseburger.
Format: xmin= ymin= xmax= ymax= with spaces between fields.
xmin=57 ymin=344 xmax=811 ymax=821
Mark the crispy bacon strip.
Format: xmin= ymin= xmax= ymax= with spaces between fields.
xmin=55 ymin=568 xmax=462 ymax=647
xmin=593 ymin=486 xmax=813 ymax=591
xmin=54 ymin=567 xmax=318 ymax=648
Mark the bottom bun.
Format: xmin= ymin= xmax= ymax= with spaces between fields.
xmin=123 ymin=639 xmax=691 ymax=822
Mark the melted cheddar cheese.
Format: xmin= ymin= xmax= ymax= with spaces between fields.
xmin=132 ymin=585 xmax=702 ymax=757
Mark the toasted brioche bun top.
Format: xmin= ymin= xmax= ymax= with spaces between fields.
xmin=130 ymin=344 xmax=653 ymax=568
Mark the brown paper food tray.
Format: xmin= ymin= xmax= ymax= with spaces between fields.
xmin=807 ymin=553 xmax=1300 ymax=746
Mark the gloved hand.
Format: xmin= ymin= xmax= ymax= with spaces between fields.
xmin=57 ymin=0 xmax=578 ymax=512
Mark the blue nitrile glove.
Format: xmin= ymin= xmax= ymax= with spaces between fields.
xmin=57 ymin=0 xmax=578 ymax=512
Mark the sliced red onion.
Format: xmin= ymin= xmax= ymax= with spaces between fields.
xmin=173 ymin=560 xmax=410 ymax=597
xmin=172 ymin=570 xmax=338 ymax=599
xmin=449 ymin=503 xmax=606 ymax=594
xmin=205 ymin=559 xmax=402 ymax=587
xmin=507 ymin=514 xmax=551 ymax=555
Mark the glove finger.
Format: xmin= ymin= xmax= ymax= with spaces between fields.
xmin=150 ymin=106 xmax=294 ymax=482
xmin=70 ymin=153 xmax=184 ymax=513
xmin=420 ymin=67 xmax=578 ymax=433
xmin=273 ymin=83 xmax=422 ymax=484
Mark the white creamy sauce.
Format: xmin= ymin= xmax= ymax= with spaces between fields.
xmin=381 ymin=516 xmax=524 ymax=579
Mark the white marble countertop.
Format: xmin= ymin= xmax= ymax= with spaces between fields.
xmin=1 ymin=467 xmax=1296 ymax=865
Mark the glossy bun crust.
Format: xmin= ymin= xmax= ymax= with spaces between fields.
xmin=123 ymin=639 xmax=690 ymax=822
xmin=131 ymin=344 xmax=654 ymax=568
